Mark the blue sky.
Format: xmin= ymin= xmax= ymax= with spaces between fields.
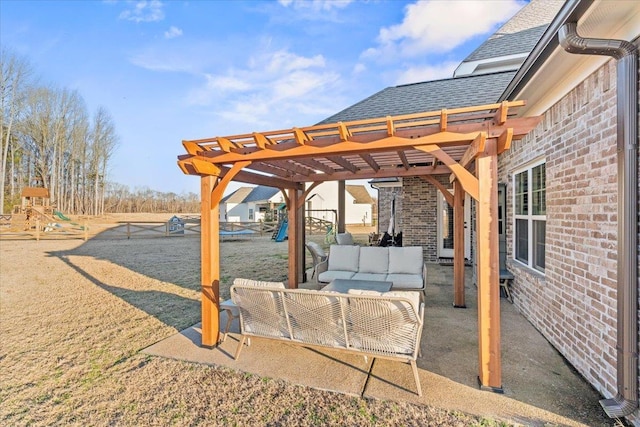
xmin=1 ymin=0 xmax=525 ymax=196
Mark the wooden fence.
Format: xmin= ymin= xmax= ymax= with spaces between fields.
xmin=0 ymin=214 xmax=335 ymax=241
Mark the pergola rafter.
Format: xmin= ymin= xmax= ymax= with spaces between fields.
xmin=177 ymin=100 xmax=542 ymax=392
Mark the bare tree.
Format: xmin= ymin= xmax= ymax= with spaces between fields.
xmin=88 ymin=106 xmax=118 ymax=215
xmin=0 ymin=48 xmax=32 ymax=213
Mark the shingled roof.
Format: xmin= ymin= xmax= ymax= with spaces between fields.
xmin=221 ymin=186 xmax=280 ymax=204
xmin=460 ymin=0 xmax=564 ymax=65
xmin=318 ymin=71 xmax=516 ymax=124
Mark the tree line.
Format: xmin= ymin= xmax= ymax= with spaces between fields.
xmin=1 ymin=47 xmax=118 ymax=215
xmin=103 ymin=183 xmax=200 ymax=214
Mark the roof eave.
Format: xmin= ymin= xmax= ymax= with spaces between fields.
xmin=499 ymin=0 xmax=592 ymax=102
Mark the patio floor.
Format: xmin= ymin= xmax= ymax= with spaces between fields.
xmin=143 ymin=264 xmax=614 ymax=426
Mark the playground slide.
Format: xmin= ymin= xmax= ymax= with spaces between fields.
xmin=54 ymin=210 xmax=71 ymax=221
xmin=274 ymin=219 xmax=288 ymax=242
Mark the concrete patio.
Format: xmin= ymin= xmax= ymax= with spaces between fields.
xmin=143 ymin=264 xmax=614 ymax=426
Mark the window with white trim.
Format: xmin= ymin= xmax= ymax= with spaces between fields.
xmin=513 ymin=160 xmax=546 ymax=272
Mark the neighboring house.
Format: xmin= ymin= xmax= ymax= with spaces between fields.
xmin=322 ymin=0 xmax=640 ymax=423
xmin=306 ymin=182 xmax=374 ymax=226
xmin=219 ymin=186 xmax=283 ymax=222
xmin=221 ymin=183 xmax=374 ymax=226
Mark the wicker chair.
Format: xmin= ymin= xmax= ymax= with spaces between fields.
xmin=305 ymin=242 xmax=328 ymax=280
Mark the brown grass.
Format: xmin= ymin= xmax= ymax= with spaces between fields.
xmin=0 ymin=215 xmax=506 ymax=426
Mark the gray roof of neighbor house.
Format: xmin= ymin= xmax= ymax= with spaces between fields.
xmin=244 ymin=186 xmax=280 ymax=203
xmin=221 ymin=187 xmax=253 ymax=204
xmin=318 ymin=71 xmax=516 ymax=124
xmin=222 ymin=186 xmax=280 ymax=204
xmin=462 ymin=0 xmax=564 ymax=62
xmin=346 ymin=185 xmax=374 ymax=204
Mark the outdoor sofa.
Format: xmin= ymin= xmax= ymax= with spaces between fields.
xmin=315 ymin=245 xmax=427 ymax=292
xmin=230 ymin=278 xmax=425 ymax=396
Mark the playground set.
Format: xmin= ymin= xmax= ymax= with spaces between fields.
xmin=10 ymin=187 xmax=78 ymax=232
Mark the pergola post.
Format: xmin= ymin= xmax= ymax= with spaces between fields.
xmin=200 ymin=175 xmax=220 ymax=348
xmin=453 ymin=180 xmax=466 ymax=308
xmin=476 ymin=138 xmax=502 ymax=391
xmin=288 ymin=188 xmax=305 ymax=288
xmin=337 ymin=180 xmax=346 ymax=233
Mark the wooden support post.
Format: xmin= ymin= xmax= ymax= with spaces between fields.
xmin=475 ymin=138 xmax=502 ymax=391
xmin=201 ymin=175 xmax=220 ymax=348
xmin=287 ymin=188 xmax=305 ymax=288
xmin=453 ymin=180 xmax=466 ymax=308
xmin=337 ymin=180 xmax=346 ymax=233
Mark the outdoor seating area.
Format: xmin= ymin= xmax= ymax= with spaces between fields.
xmin=143 ymin=263 xmax=612 ymax=426
xmin=230 ymin=278 xmax=425 ymax=395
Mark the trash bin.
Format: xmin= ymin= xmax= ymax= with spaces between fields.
xmin=167 ymin=215 xmax=185 ymax=235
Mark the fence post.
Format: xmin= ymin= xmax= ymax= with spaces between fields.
xmin=35 ymin=218 xmax=40 ymax=242
xmin=127 ymin=222 xmax=131 ymax=239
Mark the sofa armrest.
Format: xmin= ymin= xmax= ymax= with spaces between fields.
xmin=315 ymin=259 xmax=328 ymax=282
xmin=422 ymin=263 xmax=428 ymax=287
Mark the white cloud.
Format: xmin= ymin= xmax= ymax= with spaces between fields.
xmin=278 ymin=0 xmax=353 ymax=12
xmin=352 ymin=63 xmax=366 ymax=74
xmin=130 ymin=50 xmax=194 ymax=73
xmin=119 ymin=0 xmax=165 ymax=23
xmin=186 ymin=49 xmax=341 ymax=129
xmin=205 ymin=75 xmax=252 ymax=92
xmin=164 ymin=26 xmax=183 ymax=39
xmin=265 ymin=50 xmax=325 ymax=74
xmin=394 ymin=61 xmax=459 ymax=85
xmin=364 ymin=0 xmax=524 ymax=60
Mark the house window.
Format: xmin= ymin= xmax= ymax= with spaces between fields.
xmin=513 ymin=161 xmax=546 ymax=272
xmin=248 ymin=208 xmax=254 ymax=221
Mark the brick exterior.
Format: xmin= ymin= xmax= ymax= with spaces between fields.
xmin=401 ymin=176 xmax=452 ymax=263
xmin=499 ymin=59 xmax=622 ymax=398
xmin=395 ymin=56 xmax=639 ymax=422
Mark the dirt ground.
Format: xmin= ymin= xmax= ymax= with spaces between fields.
xmin=0 ymin=215 xmax=509 ymax=426
xmin=0 ymin=214 xmax=506 ymax=426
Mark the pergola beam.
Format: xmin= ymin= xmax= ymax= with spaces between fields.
xmin=290 ymin=164 xmax=451 ymax=183
xmin=200 ymin=132 xmax=483 ymax=165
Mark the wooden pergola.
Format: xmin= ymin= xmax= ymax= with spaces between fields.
xmin=177 ymin=100 xmax=541 ymax=391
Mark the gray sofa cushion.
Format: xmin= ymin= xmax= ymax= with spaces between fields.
xmin=318 ymin=270 xmax=356 ymax=282
xmin=385 ymin=273 xmax=424 ymax=289
xmin=328 ymin=245 xmax=360 ymax=272
xmin=358 ymin=247 xmax=389 ymax=274
xmin=388 ymin=247 xmax=423 ymax=275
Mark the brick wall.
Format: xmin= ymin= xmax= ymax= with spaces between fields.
xmin=499 ymin=58 xmax=620 ymax=396
xmin=402 ymin=176 xmax=452 ymax=262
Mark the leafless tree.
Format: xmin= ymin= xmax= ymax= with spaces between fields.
xmin=0 ymin=48 xmax=32 ymax=213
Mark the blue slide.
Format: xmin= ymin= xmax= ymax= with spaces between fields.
xmin=274 ymin=219 xmax=288 ymax=242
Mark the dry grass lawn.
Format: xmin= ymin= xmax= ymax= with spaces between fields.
xmin=0 ymin=215 xmax=509 ymax=426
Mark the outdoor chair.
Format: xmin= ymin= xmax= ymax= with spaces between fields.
xmin=336 ymin=232 xmax=355 ymax=245
xmin=306 ymin=242 xmax=328 ymax=280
